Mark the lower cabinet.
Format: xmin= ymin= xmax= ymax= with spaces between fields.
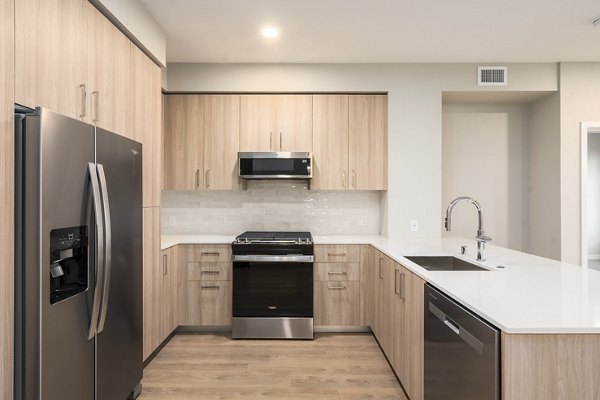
xmin=392 ymin=263 xmax=425 ymax=400
xmin=368 ymin=247 xmax=425 ymax=400
xmin=313 ymin=245 xmax=362 ymax=327
xmin=182 ymin=244 xmax=233 ymax=327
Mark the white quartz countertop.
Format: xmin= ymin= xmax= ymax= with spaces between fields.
xmin=161 ymin=234 xmax=600 ymax=334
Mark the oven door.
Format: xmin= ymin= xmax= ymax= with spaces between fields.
xmin=232 ymin=255 xmax=313 ymax=318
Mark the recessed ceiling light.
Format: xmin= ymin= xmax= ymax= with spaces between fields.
xmin=261 ymin=27 xmax=279 ymax=38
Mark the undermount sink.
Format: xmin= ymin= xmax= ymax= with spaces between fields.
xmin=403 ymin=256 xmax=489 ymax=272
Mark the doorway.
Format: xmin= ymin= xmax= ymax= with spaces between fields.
xmin=580 ymin=122 xmax=600 ymax=269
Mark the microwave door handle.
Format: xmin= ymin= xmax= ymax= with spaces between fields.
xmin=96 ymin=164 xmax=112 ymax=333
xmin=87 ymin=163 xmax=105 ymax=340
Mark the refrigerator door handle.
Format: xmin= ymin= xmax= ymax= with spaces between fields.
xmin=96 ymin=164 xmax=112 ymax=333
xmin=87 ymin=162 xmax=105 ymax=340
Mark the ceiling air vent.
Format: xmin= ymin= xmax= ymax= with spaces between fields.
xmin=477 ymin=66 xmax=508 ymax=86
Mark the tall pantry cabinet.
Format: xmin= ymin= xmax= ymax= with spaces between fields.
xmin=13 ymin=0 xmax=165 ymax=369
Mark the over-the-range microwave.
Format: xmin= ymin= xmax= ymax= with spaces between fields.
xmin=238 ymin=152 xmax=312 ymax=179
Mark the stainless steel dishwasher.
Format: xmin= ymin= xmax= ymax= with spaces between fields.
xmin=424 ymin=284 xmax=500 ymax=400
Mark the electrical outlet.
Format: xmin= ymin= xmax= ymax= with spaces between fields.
xmin=168 ymin=216 xmax=176 ymax=226
xmin=410 ymin=220 xmax=419 ymax=232
xmin=219 ymin=216 xmax=227 ymax=225
xmin=358 ymin=216 xmax=368 ymax=226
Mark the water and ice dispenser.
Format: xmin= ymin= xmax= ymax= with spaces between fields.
xmin=49 ymin=226 xmax=88 ymax=304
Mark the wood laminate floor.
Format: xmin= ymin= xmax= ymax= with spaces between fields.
xmin=139 ymin=333 xmax=408 ymax=400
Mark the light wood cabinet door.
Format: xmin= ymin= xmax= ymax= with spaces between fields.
xmin=312 ymin=95 xmax=349 ymax=190
xmin=87 ymin=4 xmax=132 ymax=137
xmin=131 ymin=45 xmax=162 ymax=207
xmin=163 ymin=95 xmax=204 ymax=190
xmin=15 ymin=0 xmax=88 ymax=119
xmin=375 ymin=253 xmax=395 ymax=357
xmin=186 ymin=281 xmax=232 ymax=326
xmin=143 ymin=207 xmax=161 ymax=360
xmin=398 ymin=266 xmax=425 ymax=400
xmin=275 ymin=95 xmax=312 ymax=152
xmin=315 ymin=244 xmax=360 ymax=263
xmin=159 ymin=248 xmax=172 ymax=342
xmin=359 ymin=245 xmax=372 ymax=327
xmin=240 ymin=95 xmax=276 ymax=151
xmin=203 ymin=95 xmax=240 ymax=190
xmin=0 ymin=0 xmax=13 ymax=396
xmin=314 ymin=281 xmax=360 ymax=326
xmin=349 ymin=95 xmax=388 ymax=190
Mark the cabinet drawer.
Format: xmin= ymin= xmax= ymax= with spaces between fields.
xmin=314 ymin=281 xmax=360 ymax=326
xmin=315 ymin=245 xmax=360 ymax=263
xmin=187 ymin=262 xmax=232 ymax=281
xmin=186 ymin=281 xmax=232 ymax=326
xmin=314 ymin=263 xmax=360 ymax=281
xmin=185 ymin=244 xmax=232 ymax=263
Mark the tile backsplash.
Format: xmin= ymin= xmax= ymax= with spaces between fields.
xmin=161 ymin=181 xmax=381 ymax=235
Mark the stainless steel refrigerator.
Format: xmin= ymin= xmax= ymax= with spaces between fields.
xmin=15 ymin=107 xmax=143 ymax=400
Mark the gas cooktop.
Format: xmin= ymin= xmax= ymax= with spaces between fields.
xmin=232 ymin=231 xmax=313 ymax=256
xmin=233 ymin=231 xmax=312 ymax=245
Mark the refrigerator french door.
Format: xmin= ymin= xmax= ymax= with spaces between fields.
xmin=15 ymin=108 xmax=143 ymax=400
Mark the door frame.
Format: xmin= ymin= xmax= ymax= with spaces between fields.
xmin=580 ymin=121 xmax=600 ymax=268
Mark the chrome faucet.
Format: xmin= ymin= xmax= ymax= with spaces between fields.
xmin=444 ymin=197 xmax=492 ymax=261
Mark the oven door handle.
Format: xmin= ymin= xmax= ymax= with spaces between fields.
xmin=232 ymin=255 xmax=314 ymax=263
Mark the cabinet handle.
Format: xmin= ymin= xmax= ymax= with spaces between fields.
xmin=394 ymin=269 xmax=399 ymax=295
xmin=328 ymin=271 xmax=347 ymax=275
xmin=400 ymin=272 xmax=406 ymax=300
xmin=200 ymin=270 xmax=220 ymax=275
xmin=162 ymin=254 xmax=168 ymax=276
xmin=91 ymin=91 xmax=99 ymax=123
xmin=379 ymin=258 xmax=383 ymax=279
xmin=280 ymin=132 xmax=282 ymax=150
xmin=206 ymin=169 xmax=210 ymax=189
xmin=195 ymin=169 xmax=200 ymax=189
xmin=327 ymin=284 xmax=346 ymax=290
xmin=352 ymin=169 xmax=357 ymax=189
xmin=270 ymin=132 xmax=273 ymax=150
xmin=201 ymin=252 xmax=220 ymax=256
xmin=78 ymin=84 xmax=86 ymax=118
xmin=327 ymin=252 xmax=347 ymax=257
xmin=201 ymin=285 xmax=220 ymax=290
xmin=342 ymin=170 xmax=346 ymax=189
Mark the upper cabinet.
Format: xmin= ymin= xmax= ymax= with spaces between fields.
xmin=15 ymin=0 xmax=88 ymax=119
xmin=163 ymin=94 xmax=387 ymax=191
xmin=349 ymin=95 xmax=388 ymax=190
xmin=163 ymin=95 xmax=240 ymax=191
xmin=240 ymin=95 xmax=312 ymax=152
xmin=312 ymin=95 xmax=350 ymax=190
xmin=15 ymin=0 xmax=135 ymax=140
xmin=163 ymin=95 xmax=204 ymax=190
xmin=87 ymin=5 xmax=132 ymax=137
xmin=203 ymin=95 xmax=240 ymax=190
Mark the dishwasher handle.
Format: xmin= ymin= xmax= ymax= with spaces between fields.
xmin=429 ymin=301 xmax=485 ymax=355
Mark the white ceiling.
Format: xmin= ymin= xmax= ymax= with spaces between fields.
xmin=141 ymin=0 xmax=600 ymax=63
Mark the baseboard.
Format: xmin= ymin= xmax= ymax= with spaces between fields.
xmin=176 ymin=325 xmax=232 ymax=333
xmin=314 ymin=326 xmax=371 ymax=333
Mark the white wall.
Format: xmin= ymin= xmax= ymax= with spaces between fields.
xmin=588 ymin=135 xmax=600 ymax=256
xmin=162 ymin=181 xmax=381 ymax=235
xmin=528 ymin=93 xmax=561 ymax=260
xmin=166 ymin=63 xmax=558 ymax=238
xmin=91 ymin=0 xmax=166 ymax=66
xmin=559 ymin=63 xmax=600 ymax=265
xmin=442 ymin=102 xmax=529 ymax=251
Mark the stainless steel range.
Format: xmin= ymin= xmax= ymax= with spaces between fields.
xmin=232 ymin=231 xmax=314 ymax=339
